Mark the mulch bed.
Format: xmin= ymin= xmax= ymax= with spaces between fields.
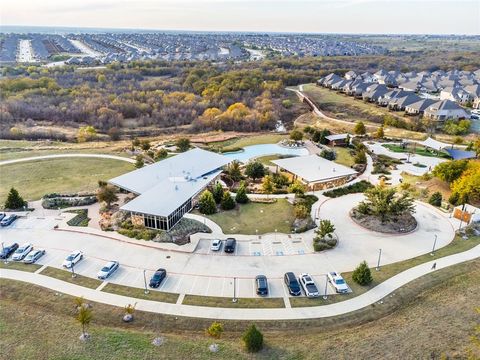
xmin=350 ymin=209 xmax=417 ymax=234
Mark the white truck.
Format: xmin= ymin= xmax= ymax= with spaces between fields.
xmin=299 ymin=273 xmax=320 ymax=297
xmin=327 ymin=271 xmax=349 ymax=293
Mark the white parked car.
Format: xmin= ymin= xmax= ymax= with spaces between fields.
xmin=299 ymin=273 xmax=320 ymax=297
xmin=62 ymin=250 xmax=83 ymax=268
xmin=12 ymin=243 xmax=33 ymax=261
xmin=327 ymin=271 xmax=349 ymax=293
xmin=23 ymin=249 xmax=46 ymax=264
xmin=97 ymin=261 xmax=119 ymax=280
xmin=210 ymin=239 xmax=222 ymax=251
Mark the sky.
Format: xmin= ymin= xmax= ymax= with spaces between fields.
xmin=1 ymin=0 xmax=479 ymax=35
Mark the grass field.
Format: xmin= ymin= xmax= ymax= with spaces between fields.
xmin=182 ymin=295 xmax=285 ymax=308
xmin=255 ymin=154 xmax=283 ymax=166
xmin=207 ymin=134 xmax=287 ymax=152
xmin=0 ymin=157 xmax=134 ymax=204
xmin=0 ymin=261 xmax=42 ymax=272
xmin=333 ymin=146 xmax=355 ymax=167
xmin=383 ymin=143 xmax=450 ymax=158
xmin=102 ymin=283 xmax=179 ymax=304
xmin=1 ymin=259 xmax=479 ymax=359
xmin=40 ymin=266 xmax=103 ymax=289
xmin=203 ymin=199 xmax=295 ymax=234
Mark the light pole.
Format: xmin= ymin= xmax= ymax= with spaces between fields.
xmin=143 ymin=270 xmax=150 ymax=294
xmin=274 ymin=229 xmax=277 ymax=242
xmin=376 ymin=249 xmax=382 ymax=271
xmin=323 ymin=274 xmax=328 ymax=300
xmin=71 ymin=262 xmax=77 ymax=278
xmin=431 ymin=234 xmax=437 ymax=256
xmin=2 ymin=242 xmax=8 ymax=265
xmin=232 ymin=277 xmax=238 ymax=303
xmin=256 ymin=229 xmax=259 ymax=241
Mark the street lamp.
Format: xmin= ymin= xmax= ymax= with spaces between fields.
xmin=376 ymin=249 xmax=382 ymax=271
xmin=2 ymin=242 xmax=9 ymax=265
xmin=274 ymin=229 xmax=277 ymax=242
xmin=71 ymin=262 xmax=77 ymax=278
xmin=256 ymin=229 xmax=259 ymax=241
xmin=323 ymin=274 xmax=328 ymax=300
xmin=232 ymin=277 xmax=238 ymax=303
xmin=431 ymin=234 xmax=437 ymax=256
xmin=143 ymin=269 xmax=150 ymax=295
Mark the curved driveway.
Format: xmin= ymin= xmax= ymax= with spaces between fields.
xmin=0 ymin=153 xmax=135 ymax=166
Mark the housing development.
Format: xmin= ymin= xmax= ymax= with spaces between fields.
xmin=1 ymin=3 xmax=479 ymax=359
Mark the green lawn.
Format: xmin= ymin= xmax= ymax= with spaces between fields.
xmin=333 ymin=146 xmax=355 ymax=167
xmin=0 ymin=157 xmax=134 ymax=204
xmin=382 ymin=143 xmax=450 ymax=158
xmin=40 ymin=266 xmax=103 ymax=289
xmin=208 ymin=134 xmax=287 ymax=152
xmin=204 ymin=199 xmax=295 ymax=234
xmin=182 ymin=295 xmax=285 ymax=308
xmin=255 ymin=154 xmax=284 ymax=166
xmin=102 ymin=283 xmax=179 ymax=304
xmin=0 ymin=261 xmax=42 ymax=272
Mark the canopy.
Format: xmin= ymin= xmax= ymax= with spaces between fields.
xmin=418 ymin=137 xmax=450 ymax=151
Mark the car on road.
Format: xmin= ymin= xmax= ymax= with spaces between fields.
xmin=255 ymin=275 xmax=269 ymax=296
xmin=1 ymin=214 xmax=18 ymax=227
xmin=327 ymin=271 xmax=349 ymax=293
xmin=149 ymin=268 xmax=167 ymax=288
xmin=0 ymin=243 xmax=19 ymax=259
xmin=62 ymin=250 xmax=83 ymax=268
xmin=224 ymin=238 xmax=236 ymax=253
xmin=210 ymin=239 xmax=222 ymax=251
xmin=299 ymin=273 xmax=320 ymax=297
xmin=12 ymin=243 xmax=33 ymax=261
xmin=97 ymin=261 xmax=119 ymax=279
xmin=23 ymin=249 xmax=46 ymax=264
xmin=284 ymin=272 xmax=301 ymax=296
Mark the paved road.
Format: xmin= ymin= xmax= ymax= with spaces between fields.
xmin=0 ymin=153 xmax=135 ymax=166
xmin=2 ymin=244 xmax=478 ymax=320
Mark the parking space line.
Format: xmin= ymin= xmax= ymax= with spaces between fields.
xmin=159 ymin=276 xmax=169 ymax=291
xmin=220 ymin=277 xmax=226 ymax=297
xmin=173 ymin=275 xmax=184 ymax=293
xmin=282 ymin=283 xmax=292 ymax=308
xmin=189 ymin=276 xmax=198 ymax=294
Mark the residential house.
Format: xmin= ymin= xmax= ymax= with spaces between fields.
xmin=423 ymin=100 xmax=469 ymax=122
xmin=405 ymin=98 xmax=437 ymax=115
xmin=388 ymin=93 xmax=421 ymax=111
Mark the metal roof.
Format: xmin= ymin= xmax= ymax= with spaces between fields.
xmin=272 ymin=155 xmax=357 ymax=183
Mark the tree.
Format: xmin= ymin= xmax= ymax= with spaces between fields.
xmin=375 ymin=126 xmax=385 ymax=139
xmin=227 ymin=160 xmax=242 ymax=182
xmin=354 ymin=121 xmax=366 ymax=135
xmin=352 ymin=261 xmax=373 ymax=286
xmin=135 ymin=154 xmax=144 ymax=168
xmin=432 ymin=160 xmax=469 ymax=184
xmin=288 ymin=180 xmax=306 ymax=196
xmin=235 ymin=183 xmax=249 ymax=204
xmin=76 ymin=303 xmax=93 ymax=340
xmin=4 ymin=187 xmax=26 ymax=210
xmin=261 ymin=175 xmax=274 ymax=195
xmin=428 ymin=191 xmax=442 ymax=207
xmin=97 ymin=185 xmax=118 ymax=209
xmin=206 ymin=321 xmax=224 ymax=339
xmin=132 ymin=138 xmax=140 ymax=147
xmin=221 ymin=192 xmax=236 ymax=210
xmin=198 ymin=190 xmax=216 ymax=215
xmin=354 ymin=150 xmax=367 ymax=164
xmin=77 ymin=126 xmax=97 ymax=143
xmin=450 ymin=161 xmax=480 ymax=205
xmin=358 ymin=185 xmax=415 ymax=223
xmin=212 ymin=183 xmax=224 ymax=204
xmin=317 ymin=219 xmax=335 ymax=239
xmin=141 ymin=140 xmax=151 ymax=151
xmin=290 ymin=129 xmax=303 ymax=141
xmin=320 ymin=149 xmax=335 ymax=161
xmin=176 ymin=138 xmax=190 ymax=152
xmin=155 ymin=148 xmax=168 ymax=161
xmin=245 ymin=161 xmax=265 ymax=181
xmin=242 ymin=324 xmax=263 ymax=353
xmin=107 ymin=127 xmax=121 ymax=141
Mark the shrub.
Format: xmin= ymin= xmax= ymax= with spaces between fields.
xmin=242 ymin=324 xmax=263 ymax=353
xmin=235 ymin=183 xmax=249 ymax=204
xmin=352 ymin=261 xmax=373 ymax=286
xmin=320 ymin=149 xmax=336 ymax=161
xmin=354 ymin=150 xmax=367 ymax=164
xmin=294 ymin=204 xmax=308 ymax=219
xmin=206 ymin=321 xmax=224 ymax=339
xmin=155 ymin=148 xmax=168 ymax=161
xmin=221 ymin=192 xmax=236 ymax=210
xmin=245 ymin=161 xmax=266 ymax=180
xmin=313 ymin=241 xmax=331 ymax=252
xmin=323 ymin=180 xmax=373 ymax=198
xmin=66 ymin=210 xmax=90 ymax=227
xmin=4 ymin=187 xmax=26 ymax=210
xmin=175 ymin=138 xmax=190 ymax=152
xmin=212 ymin=183 xmax=224 ymax=204
xmin=428 ymin=192 xmax=442 ymax=207
xmin=198 ymin=190 xmax=216 ymax=215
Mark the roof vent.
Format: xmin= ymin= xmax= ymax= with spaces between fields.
xmin=175 ymin=185 xmax=179 ymax=191
xmin=333 ymin=168 xmax=336 ymax=172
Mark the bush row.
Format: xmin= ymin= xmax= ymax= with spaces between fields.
xmin=66 ymin=209 xmax=90 ymax=227
xmin=42 ymin=196 xmax=97 ymax=209
xmin=323 ymin=180 xmax=373 ymax=198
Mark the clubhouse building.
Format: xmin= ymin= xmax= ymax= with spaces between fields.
xmin=109 ymin=148 xmax=230 ymax=230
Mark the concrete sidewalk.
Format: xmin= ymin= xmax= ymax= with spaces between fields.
xmin=2 ymin=244 xmax=478 ymax=320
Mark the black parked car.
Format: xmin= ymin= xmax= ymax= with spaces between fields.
xmin=224 ymin=238 xmax=237 ymax=253
xmin=255 ymin=275 xmax=268 ymax=296
xmin=0 ymin=243 xmax=19 ymax=259
xmin=149 ymin=268 xmax=167 ymax=288
xmin=284 ymin=272 xmax=301 ymax=296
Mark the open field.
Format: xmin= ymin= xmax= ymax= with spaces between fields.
xmin=383 ymin=143 xmax=450 ymax=158
xmin=1 ymin=258 xmax=479 ymax=359
xmin=40 ymin=266 xmax=103 ymax=289
xmin=182 ymin=295 xmax=285 ymax=308
xmin=333 ymin=146 xmax=356 ymax=167
xmin=202 ymin=199 xmax=295 ymax=234
xmin=206 ymin=134 xmax=287 ymax=152
xmin=0 ymin=157 xmax=134 ymax=204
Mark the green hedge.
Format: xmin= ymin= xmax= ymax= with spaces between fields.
xmin=323 ymin=180 xmax=373 ymax=198
xmin=66 ymin=209 xmax=90 ymax=227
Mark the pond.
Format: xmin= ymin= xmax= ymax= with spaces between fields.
xmin=223 ymin=144 xmax=309 ymax=163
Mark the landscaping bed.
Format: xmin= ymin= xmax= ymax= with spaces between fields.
xmin=323 ymin=180 xmax=373 ymax=198
xmin=350 ymin=209 xmax=417 ymax=234
xmin=66 ymin=209 xmax=90 ymax=226
xmin=42 ymin=193 xmax=97 ymax=209
xmin=0 ymin=261 xmax=42 ymax=272
xmin=40 ymin=266 xmax=103 ymax=289
xmin=101 ymin=283 xmax=179 ymax=303
xmin=182 ymin=294 xmax=285 ymax=308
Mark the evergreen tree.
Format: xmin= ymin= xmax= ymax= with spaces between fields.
xmin=245 ymin=161 xmax=265 ymax=180
xmin=135 ymin=154 xmax=144 ymax=168
xmin=235 ymin=183 xmax=249 ymax=204
xmin=354 ymin=121 xmax=366 ymax=135
xmin=352 ymin=261 xmax=373 ymax=286
xmin=212 ymin=183 xmax=224 ymax=204
xmin=198 ymin=190 xmax=216 ymax=215
xmin=262 ymin=175 xmax=274 ymax=195
xmin=221 ymin=192 xmax=236 ymax=210
xmin=242 ymin=324 xmax=263 ymax=353
xmin=4 ymin=187 xmax=26 ymax=210
xmin=428 ymin=191 xmax=442 ymax=207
